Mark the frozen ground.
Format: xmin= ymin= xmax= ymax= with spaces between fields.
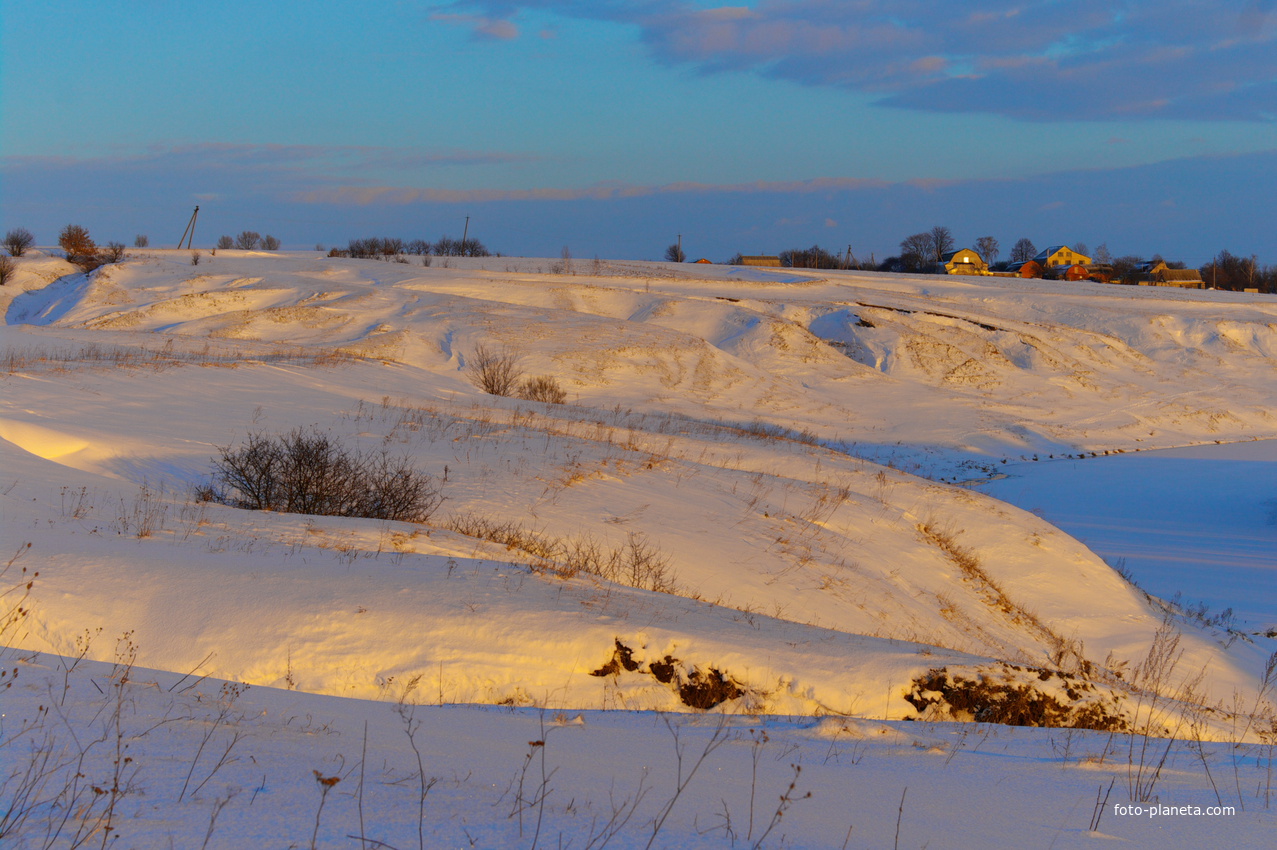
xmin=1 ymin=249 xmax=1274 ymax=846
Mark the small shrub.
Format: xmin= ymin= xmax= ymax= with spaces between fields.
xmin=0 ymin=255 xmax=15 ymax=286
xmin=59 ymin=224 xmax=101 ymax=271
xmin=517 ymin=375 xmax=567 ymax=404
xmin=208 ymin=428 xmax=443 ymax=522
xmin=191 ymin=250 xmax=202 ymax=266
xmin=465 ymin=344 xmax=524 ymax=396
xmin=103 ymin=241 xmax=126 ymax=263
xmin=3 ymin=227 xmax=34 ymax=257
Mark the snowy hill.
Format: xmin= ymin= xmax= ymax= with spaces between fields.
xmin=1 ymin=250 xmax=1274 ymax=846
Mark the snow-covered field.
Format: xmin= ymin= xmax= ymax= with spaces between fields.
xmin=1 ymin=250 xmax=1274 ymax=846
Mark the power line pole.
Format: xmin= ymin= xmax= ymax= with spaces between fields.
xmin=178 ymin=205 xmax=199 ymax=249
xmin=461 ymin=215 xmax=470 ymax=253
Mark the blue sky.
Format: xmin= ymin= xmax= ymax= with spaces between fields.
xmin=2 ymin=0 xmax=1274 ymax=263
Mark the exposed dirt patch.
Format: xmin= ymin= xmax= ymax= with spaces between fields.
xmin=591 ymin=638 xmax=641 ymax=676
xmin=905 ymin=665 xmax=1128 ymax=731
xmin=678 ymin=667 xmax=743 ymax=710
xmin=591 ymin=641 xmax=744 ymax=710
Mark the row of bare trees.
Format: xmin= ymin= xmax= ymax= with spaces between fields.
xmin=216 ymin=232 xmax=280 ymax=250
xmin=337 ymin=235 xmax=491 ymax=259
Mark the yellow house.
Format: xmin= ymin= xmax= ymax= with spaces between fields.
xmin=941 ymin=249 xmax=988 ymax=275
xmin=1034 ymin=245 xmax=1092 ymax=268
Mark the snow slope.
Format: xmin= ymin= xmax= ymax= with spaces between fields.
xmin=1 ymin=250 xmax=1274 ymax=846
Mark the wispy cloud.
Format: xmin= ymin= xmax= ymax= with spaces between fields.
xmin=296 ymin=175 xmax=890 ymax=205
xmin=2 ymin=143 xmax=536 ymax=175
xmin=430 ymin=12 xmax=521 ymax=40
xmin=448 ymin=1 xmax=1277 ymax=122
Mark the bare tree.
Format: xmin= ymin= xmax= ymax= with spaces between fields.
xmin=1073 ymin=242 xmax=1089 ymax=259
xmin=459 ymin=237 xmax=489 ymax=257
xmin=1010 ymin=237 xmax=1037 ymax=263
xmin=975 ymin=236 xmax=1000 ymax=265
xmin=234 ymin=231 xmax=261 ymax=250
xmin=133 ymin=234 xmax=148 ymax=248
xmin=929 ymin=226 xmax=955 ymax=263
xmin=103 ymin=241 xmax=126 ymax=263
xmin=3 ymin=228 xmax=35 ymax=257
xmin=261 ymin=235 xmax=280 ymax=250
xmin=217 ymin=235 xmax=235 ymax=250
xmin=664 ymin=243 xmax=686 ymax=263
xmin=899 ymin=232 xmax=934 ymax=271
xmin=1093 ymin=243 xmax=1113 ymax=264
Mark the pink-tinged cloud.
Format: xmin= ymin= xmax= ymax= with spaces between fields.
xmin=1 ymin=143 xmax=537 ymax=176
xmin=431 ymin=12 xmax=520 ymax=40
xmin=295 ymin=176 xmax=891 ymax=206
xmin=457 ymin=1 xmax=1277 ymax=121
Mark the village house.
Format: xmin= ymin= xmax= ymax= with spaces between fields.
xmin=939 ymin=248 xmax=988 ymax=275
xmin=1005 ymin=259 xmax=1045 ymax=278
xmin=1034 ymin=245 xmax=1092 ymax=269
xmin=1045 ymin=263 xmax=1091 ymax=281
xmin=1127 ymin=260 xmax=1204 ymax=288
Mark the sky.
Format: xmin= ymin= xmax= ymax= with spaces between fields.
xmin=1 ymin=0 xmax=1275 ymax=264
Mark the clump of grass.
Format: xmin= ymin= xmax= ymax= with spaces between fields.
xmin=517 ymin=375 xmax=567 ymax=405
xmin=443 ymin=512 xmax=677 ymax=593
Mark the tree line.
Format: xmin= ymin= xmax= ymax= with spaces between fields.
xmin=334 ymin=235 xmax=492 ymax=259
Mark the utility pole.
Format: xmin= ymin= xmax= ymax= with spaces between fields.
xmin=461 ymin=215 xmax=470 ymax=253
xmin=178 ymin=205 xmax=200 ymax=249
xmin=677 ymin=233 xmax=682 ymax=262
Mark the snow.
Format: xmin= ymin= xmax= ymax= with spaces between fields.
xmin=1 ymin=249 xmax=1274 ymax=846
xmin=980 ymin=440 xmax=1277 ymax=633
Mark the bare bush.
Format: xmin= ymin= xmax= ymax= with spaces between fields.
xmin=0 ymin=255 xmax=15 ymax=286
xmin=217 ymin=235 xmax=235 ymax=250
xmin=3 ymin=228 xmax=34 ymax=257
xmin=465 ymin=344 xmax=524 ymax=396
xmin=208 ymin=428 xmax=443 ymax=522
xmin=134 ymin=234 xmax=149 ymax=248
xmin=517 ymin=375 xmax=567 ymax=404
xmin=261 ymin=234 xmax=280 ymax=250
xmin=103 ymin=241 xmax=126 ymax=263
